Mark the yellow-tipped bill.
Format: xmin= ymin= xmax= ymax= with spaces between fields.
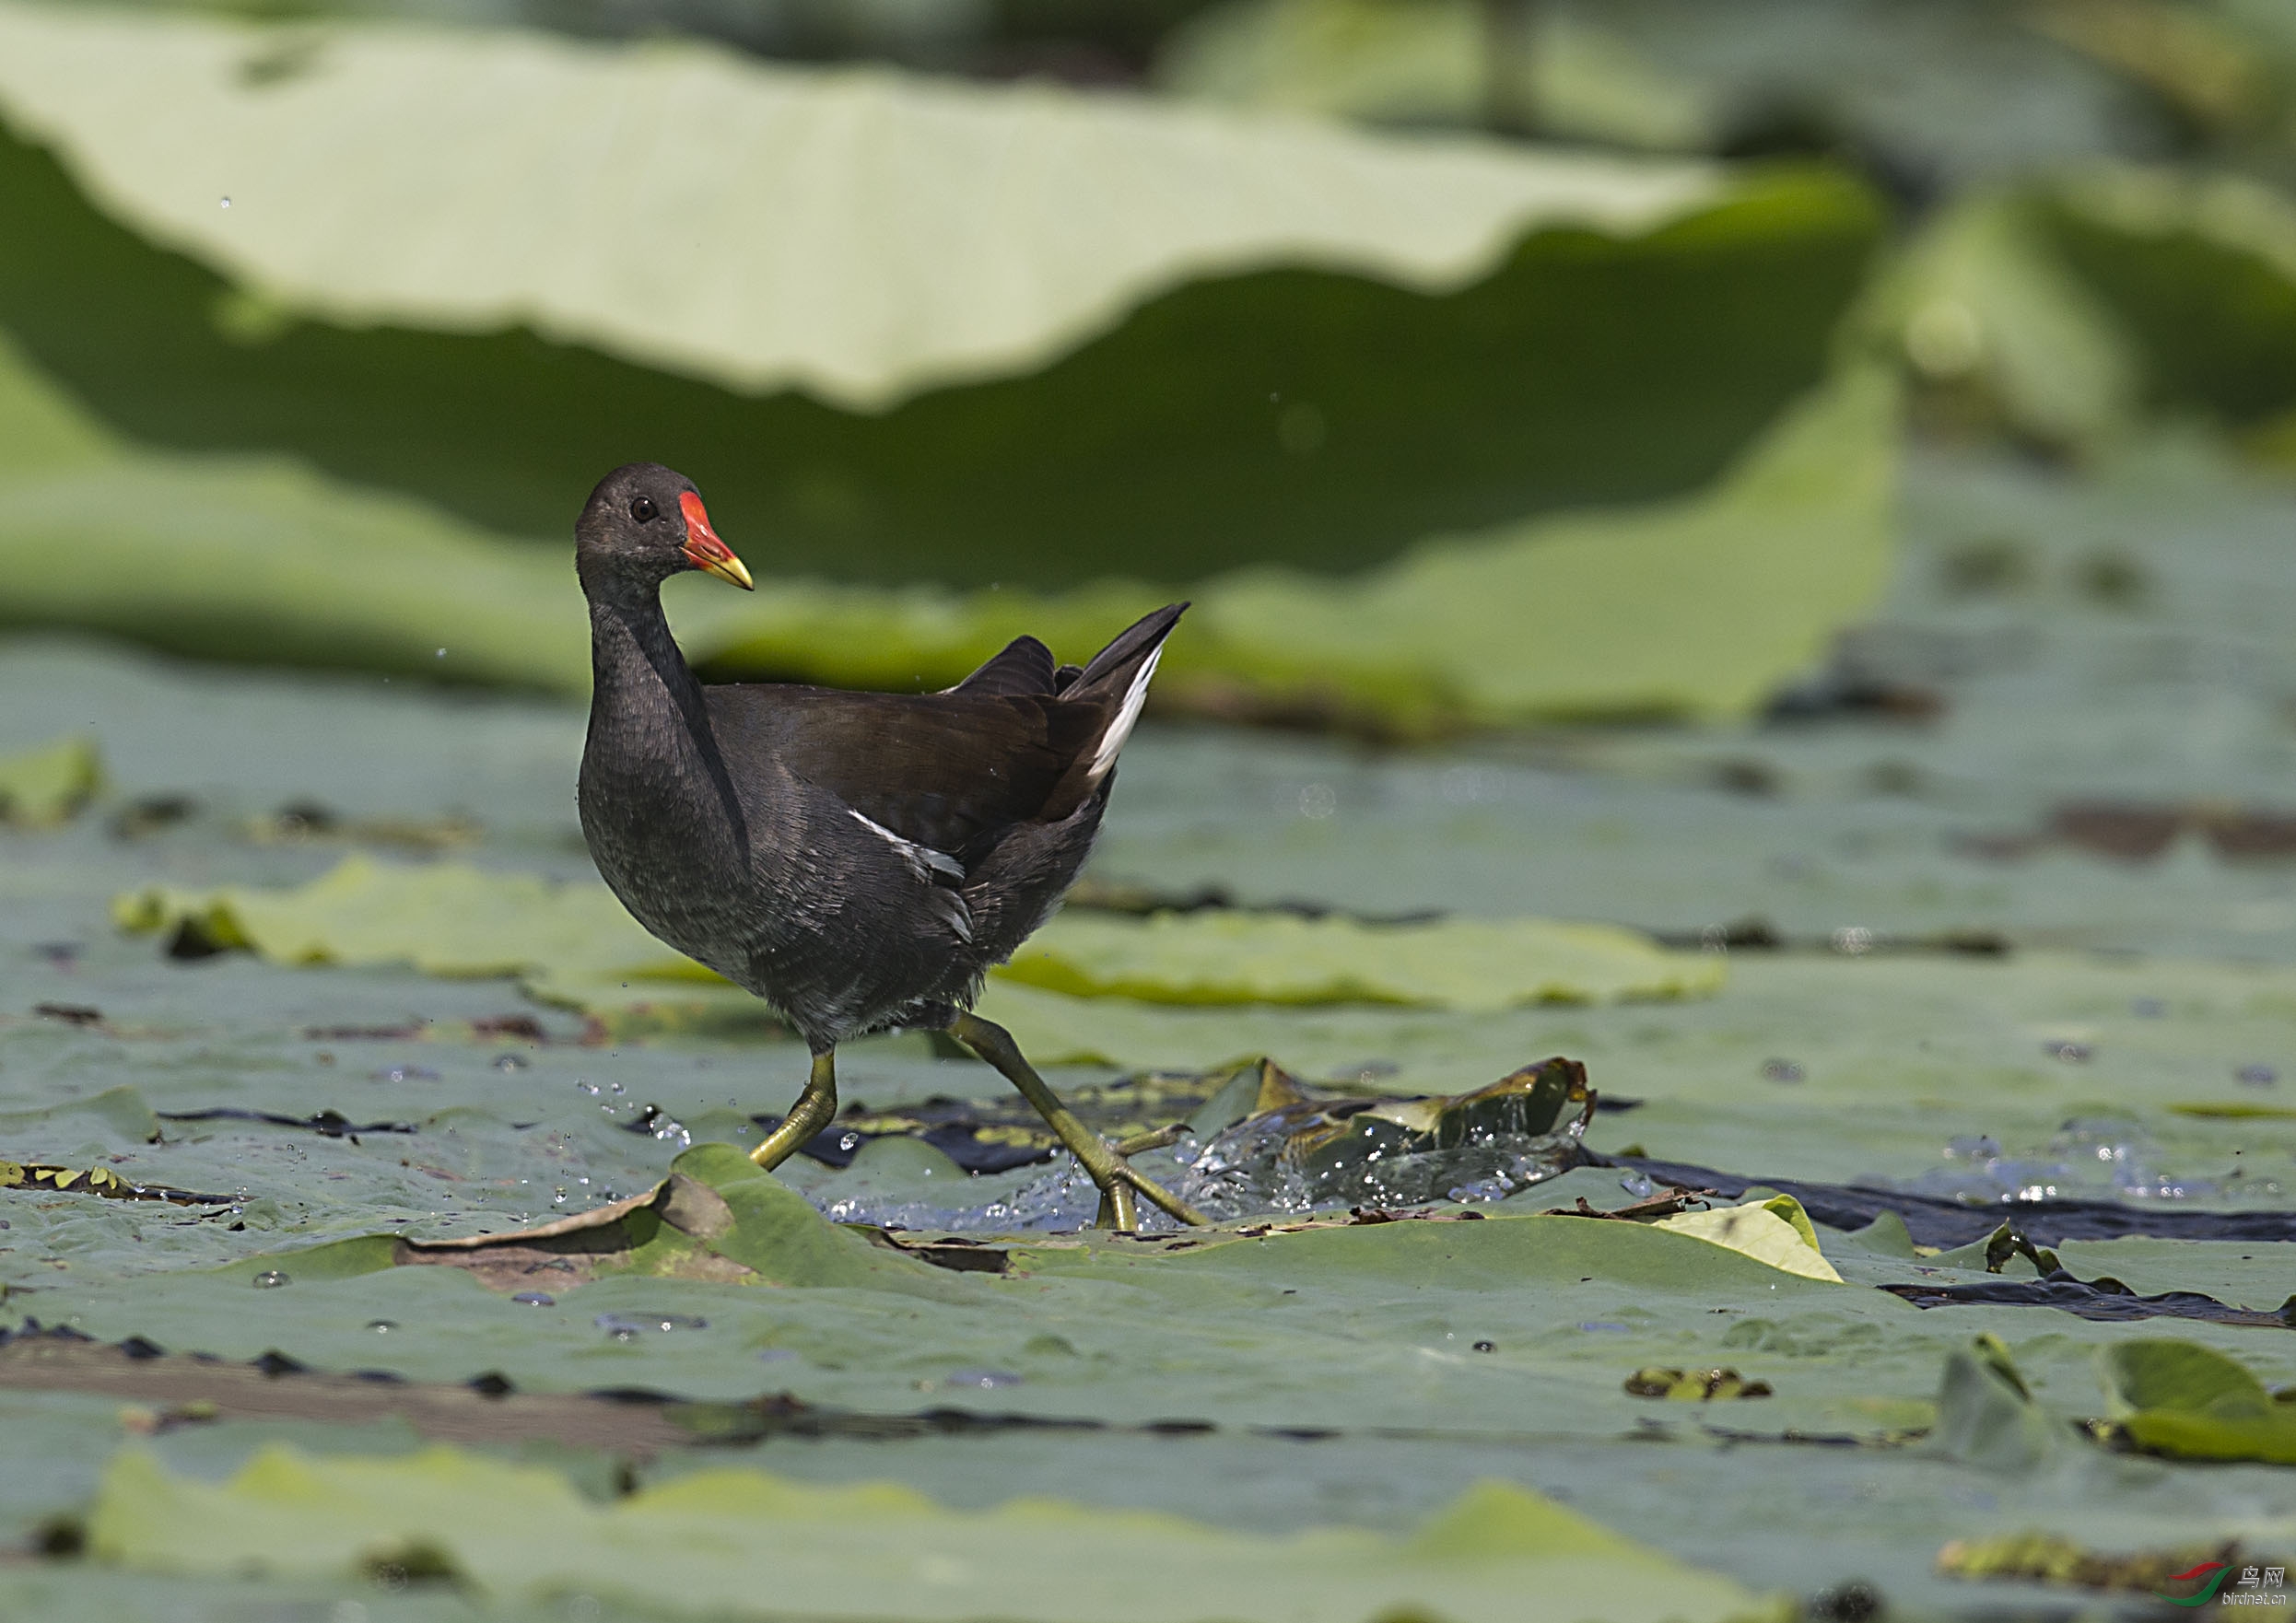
xmin=679 ymin=490 xmax=754 ymax=590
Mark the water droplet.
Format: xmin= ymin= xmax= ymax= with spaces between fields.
xmin=367 ymin=1319 xmax=397 ymax=1333
xmin=595 ymin=1312 xmax=707 ymax=1341
xmin=1472 ymin=1339 xmax=1496 ymax=1353
xmin=575 ymin=1080 xmax=599 ymax=1095
xmin=2045 ymin=1041 xmax=2092 ymax=1063
xmin=219 ymin=195 xmax=231 ymax=208
xmin=252 ymin=1269 xmax=289 ymax=1289
xmin=1830 ymin=926 xmax=1874 ymax=956
xmin=493 ymin=1053 xmax=528 ymax=1071
xmin=946 ymin=1369 xmax=1021 ymax=1388
xmin=2239 ymin=1064 xmax=2278 ymax=1087
xmin=434 ymin=648 xmax=446 ymax=658
xmin=511 ymin=1291 xmax=556 ymax=1307
xmin=1761 ymin=1058 xmax=1804 ymax=1083
xmin=1296 ymin=783 xmax=1337 ymax=820
xmin=370 ymin=1064 xmax=439 ymax=1082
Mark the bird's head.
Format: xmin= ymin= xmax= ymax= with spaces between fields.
xmin=575 ymin=463 xmax=754 ymax=596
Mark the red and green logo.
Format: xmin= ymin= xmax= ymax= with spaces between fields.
xmin=2159 ymin=1562 xmax=2236 ymax=1606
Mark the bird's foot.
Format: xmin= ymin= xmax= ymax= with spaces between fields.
xmin=749 ymin=1050 xmax=838 ymax=1171
xmin=943 ymin=1010 xmax=1209 ymax=1231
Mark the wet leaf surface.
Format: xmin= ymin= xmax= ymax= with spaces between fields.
xmin=6 ymin=435 xmax=2296 ymax=1617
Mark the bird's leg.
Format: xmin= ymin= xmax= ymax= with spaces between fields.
xmin=943 ymin=1010 xmax=1208 ymax=1230
xmin=749 ymin=1049 xmax=838 ymax=1170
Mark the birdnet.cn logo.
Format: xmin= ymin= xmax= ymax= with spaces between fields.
xmin=2157 ymin=1563 xmax=2288 ymax=1606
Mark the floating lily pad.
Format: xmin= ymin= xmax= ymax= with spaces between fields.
xmin=0 ymin=733 xmax=100 ymax=826
xmin=84 ymin=1442 xmax=1773 ymax=1623
xmin=2100 ymin=1338 xmax=2296 ymax=1465
xmin=1002 ymin=908 xmax=1721 ymax=1010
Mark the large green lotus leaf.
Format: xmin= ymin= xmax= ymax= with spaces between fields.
xmin=0 ymin=0 xmax=1719 ymax=408
xmin=85 ymin=1442 xmax=1774 ymax=1623
xmin=0 ymin=2 xmax=1882 ymax=590
xmin=1176 ymin=362 xmax=1897 ymax=723
xmin=0 ymin=302 xmax=1892 ymax=723
xmin=2098 ymin=1338 xmax=2296 ymax=1465
xmin=999 ymin=908 xmax=1721 ymax=1010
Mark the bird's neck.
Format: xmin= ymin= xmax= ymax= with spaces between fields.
xmin=587 ymin=585 xmax=707 ymax=735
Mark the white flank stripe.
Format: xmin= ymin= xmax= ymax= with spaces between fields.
xmin=1088 ymin=645 xmax=1161 ymax=782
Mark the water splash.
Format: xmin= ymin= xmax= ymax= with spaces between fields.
xmin=805 ymin=1058 xmax=1592 ymax=1232
xmin=1883 ymin=1117 xmax=2221 ymax=1204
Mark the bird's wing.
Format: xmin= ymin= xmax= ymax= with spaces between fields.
xmin=946 ymin=635 xmax=1058 ymax=698
xmin=702 ymin=683 xmax=1095 ymax=864
xmin=701 ymin=604 xmax=1185 ymax=867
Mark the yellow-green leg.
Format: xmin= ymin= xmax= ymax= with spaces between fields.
xmin=945 ymin=1010 xmax=1208 ymax=1230
xmin=750 ymin=1050 xmax=838 ymax=1169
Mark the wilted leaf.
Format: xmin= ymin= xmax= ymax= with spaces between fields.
xmin=1654 ymin=1198 xmax=1843 ymax=1282
xmin=0 ymin=733 xmax=101 ymax=826
xmin=1937 ymin=1530 xmax=2251 ymax=1595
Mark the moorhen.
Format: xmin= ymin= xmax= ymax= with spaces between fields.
xmin=574 ymin=463 xmax=1205 ymax=1230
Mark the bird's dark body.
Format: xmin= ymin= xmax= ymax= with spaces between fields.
xmin=574 ymin=464 xmax=1174 ymax=1054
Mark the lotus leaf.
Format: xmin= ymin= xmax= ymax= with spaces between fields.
xmin=0 ymin=0 xmax=1721 ymax=407
xmin=2100 ymin=1338 xmax=2296 ymax=1465
xmin=0 ymin=733 xmax=100 ymax=826
xmin=1653 ymin=1198 xmax=1843 ymax=1282
xmin=111 ymin=855 xmax=1723 ymax=1033
xmin=1000 ymin=908 xmax=1719 ymax=1010
xmin=85 ymin=1442 xmax=1773 ymax=1623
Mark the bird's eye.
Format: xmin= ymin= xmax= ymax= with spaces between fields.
xmin=629 ymin=496 xmax=658 ymax=523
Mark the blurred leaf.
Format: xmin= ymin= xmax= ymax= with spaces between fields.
xmin=1175 ymin=362 xmax=1901 ymax=725
xmin=1873 ymin=190 xmax=2142 ymax=450
xmin=1936 ymin=1529 xmax=2247 ymax=1594
xmin=0 ymin=0 xmax=1724 ymax=408
xmin=2098 ymin=1338 xmax=2296 ymax=1464
xmin=113 ymin=852 xmax=676 ymax=978
xmin=1157 ymin=0 xmax=1716 ymax=149
xmin=1159 ymin=0 xmax=2182 ymax=188
xmin=86 ymin=1442 xmax=1770 ymax=1623
xmin=1931 ymin=1333 xmax=2058 ymax=1471
xmin=1652 ymin=1199 xmax=1844 ymax=1282
xmin=0 ymin=3 xmax=1881 ymax=588
xmin=999 ymin=909 xmax=1721 ymax=1010
xmin=113 ymin=856 xmax=1713 ymax=1033
xmin=2044 ymin=166 xmax=2296 ymax=431
xmin=0 ymin=733 xmax=100 ymax=825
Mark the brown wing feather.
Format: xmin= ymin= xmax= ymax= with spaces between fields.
xmin=949 ymin=636 xmax=1058 ymax=697
xmin=700 ymin=605 xmax=1184 ymax=865
xmin=703 ymin=684 xmax=1097 ymax=860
